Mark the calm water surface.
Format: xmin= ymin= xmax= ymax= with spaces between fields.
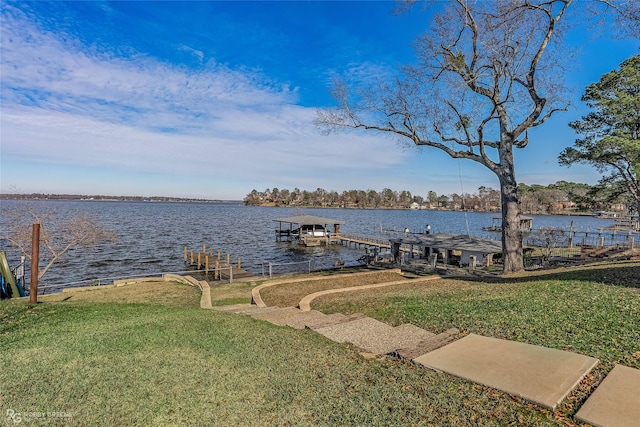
xmin=0 ymin=199 xmax=616 ymax=288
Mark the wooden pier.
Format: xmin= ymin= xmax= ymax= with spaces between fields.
xmin=335 ymin=233 xmax=425 ymax=259
xmin=184 ymin=246 xmax=259 ymax=282
xmin=335 ymin=233 xmax=391 ymax=250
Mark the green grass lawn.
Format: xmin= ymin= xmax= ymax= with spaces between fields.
xmin=1 ymin=261 xmax=638 ymax=426
xmin=313 ymin=276 xmax=640 ymax=371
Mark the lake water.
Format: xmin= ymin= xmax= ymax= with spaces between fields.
xmin=0 ymin=199 xmax=618 ymax=290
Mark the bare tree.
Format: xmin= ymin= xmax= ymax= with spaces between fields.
xmin=527 ymin=227 xmax=566 ymax=266
xmin=317 ymin=0 xmax=634 ymax=273
xmin=2 ymin=205 xmax=115 ymax=280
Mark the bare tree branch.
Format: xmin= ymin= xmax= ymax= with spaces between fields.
xmin=1 ymin=204 xmax=116 ymax=280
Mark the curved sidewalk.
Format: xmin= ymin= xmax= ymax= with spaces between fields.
xmin=298 ymin=276 xmax=441 ymax=311
xmin=251 ymin=269 xmax=403 ymax=308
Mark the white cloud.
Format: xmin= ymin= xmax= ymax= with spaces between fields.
xmin=0 ymin=4 xmax=409 ymax=198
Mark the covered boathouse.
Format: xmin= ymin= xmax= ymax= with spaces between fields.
xmin=390 ymin=233 xmax=503 ymax=267
xmin=274 ymin=214 xmax=345 ymax=246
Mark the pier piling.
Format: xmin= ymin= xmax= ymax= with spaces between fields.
xmin=183 ymin=246 xmax=258 ymax=283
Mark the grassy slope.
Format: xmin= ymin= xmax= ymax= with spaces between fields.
xmin=1 ymin=262 xmax=638 ymax=426
xmin=1 ymin=282 xmax=553 ymax=426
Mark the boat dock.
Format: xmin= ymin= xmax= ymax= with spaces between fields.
xmin=335 ymin=233 xmax=424 ymax=259
xmin=184 ymin=246 xmax=259 ymax=282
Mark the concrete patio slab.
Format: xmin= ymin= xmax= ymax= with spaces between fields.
xmin=575 ymin=364 xmax=640 ymax=427
xmin=413 ymin=334 xmax=598 ymax=409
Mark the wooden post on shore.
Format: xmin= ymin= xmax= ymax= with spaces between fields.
xmin=190 ymin=251 xmax=194 ymax=265
xmin=215 ymin=261 xmax=219 ymax=280
xmin=197 ymin=252 xmax=201 ymax=269
xmin=184 ymin=246 xmax=187 ymax=261
xmin=205 ymin=255 xmax=209 ymax=276
xmin=30 ymin=223 xmax=40 ymax=304
xmin=238 ymin=258 xmax=241 ymax=269
xmin=226 ymin=253 xmax=230 ymax=265
xmin=210 ymin=248 xmax=213 ymax=256
xmin=202 ymin=245 xmax=206 ymax=253
xmin=217 ymin=251 xmax=221 ymax=261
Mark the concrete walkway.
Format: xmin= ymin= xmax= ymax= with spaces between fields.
xmin=207 ymin=276 xmax=637 ymax=424
xmin=298 ymin=275 xmax=440 ymax=311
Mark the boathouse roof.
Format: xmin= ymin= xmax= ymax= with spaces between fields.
xmin=274 ymin=214 xmax=345 ymax=226
xmin=393 ymin=233 xmax=502 ymax=254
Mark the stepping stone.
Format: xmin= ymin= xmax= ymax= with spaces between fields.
xmin=413 ymin=333 xmax=598 ymax=410
xmin=575 ymin=364 xmax=640 ymax=427
xmin=394 ymin=323 xmax=436 ymax=339
xmin=315 ymin=317 xmax=398 ymax=354
xmin=315 ymin=317 xmax=436 ymax=355
xmin=249 ymin=307 xmax=333 ymax=330
xmin=305 ymin=313 xmax=365 ymax=330
xmin=282 ymin=310 xmax=331 ymax=329
xmin=392 ymin=323 xmax=435 ymax=350
xmin=215 ymin=304 xmax=282 ymax=314
xmin=250 ymin=307 xmax=300 ymax=321
xmin=390 ymin=328 xmax=460 ymax=360
xmin=212 ymin=303 xmax=255 ymax=312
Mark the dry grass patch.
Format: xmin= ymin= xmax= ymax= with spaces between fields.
xmin=40 ymin=280 xmax=201 ymax=308
xmin=208 ymin=279 xmax=255 ymax=306
xmin=260 ymin=270 xmax=408 ymax=307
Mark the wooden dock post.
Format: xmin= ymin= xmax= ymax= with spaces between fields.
xmin=197 ymin=252 xmax=201 ymax=269
xmin=226 ymin=253 xmax=230 ymax=265
xmin=190 ymin=251 xmax=194 ymax=265
xmin=215 ymin=261 xmax=219 ymax=280
xmin=184 ymin=246 xmax=187 ymax=261
xmin=205 ymin=255 xmax=209 ymax=276
xmin=218 ymin=251 xmax=221 ymax=261
xmin=238 ymin=258 xmax=241 ymax=269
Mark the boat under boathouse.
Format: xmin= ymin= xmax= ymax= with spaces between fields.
xmin=274 ymin=214 xmax=345 ymax=246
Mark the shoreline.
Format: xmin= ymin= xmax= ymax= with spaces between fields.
xmin=244 ymin=202 xmax=600 ymax=217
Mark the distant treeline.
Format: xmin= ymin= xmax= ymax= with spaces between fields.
xmin=0 ymin=193 xmax=227 ymax=203
xmin=245 ymin=181 xmax=631 ymax=214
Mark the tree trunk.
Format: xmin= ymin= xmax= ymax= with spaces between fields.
xmin=498 ymin=147 xmax=524 ymax=274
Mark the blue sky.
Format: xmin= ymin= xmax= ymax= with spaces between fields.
xmin=1 ymin=1 xmax=638 ymax=200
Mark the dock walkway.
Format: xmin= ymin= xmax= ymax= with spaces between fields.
xmin=335 ymin=233 xmax=391 ymax=249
